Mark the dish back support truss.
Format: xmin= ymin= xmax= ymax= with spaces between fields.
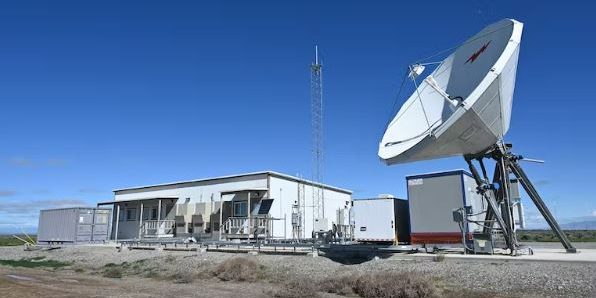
xmin=464 ymin=143 xmax=576 ymax=254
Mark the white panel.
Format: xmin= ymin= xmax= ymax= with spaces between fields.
xmin=353 ymin=199 xmax=395 ymax=241
xmin=269 ymin=176 xmax=351 ymax=239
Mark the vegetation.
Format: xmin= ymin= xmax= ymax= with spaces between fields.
xmin=316 ymin=272 xmax=437 ymax=298
xmin=103 ymin=267 xmax=123 ymax=278
xmin=432 ymin=254 xmax=446 ymax=262
xmin=274 ymin=279 xmax=321 ymax=298
xmin=0 ymin=257 xmax=70 ymax=269
xmin=212 ymin=257 xmax=265 ymax=282
xmin=102 ymin=261 xmax=137 ymax=278
xmin=0 ymin=235 xmax=37 ymax=246
xmin=518 ymin=230 xmax=596 ymax=242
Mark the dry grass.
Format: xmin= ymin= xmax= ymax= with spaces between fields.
xmin=319 ymin=274 xmax=357 ymax=296
xmin=212 ymin=257 xmax=264 ymax=282
xmin=353 ymin=272 xmax=437 ymax=298
xmin=168 ymin=273 xmax=194 ymax=284
xmin=0 ymin=258 xmax=71 ymax=269
xmin=322 ymin=272 xmax=436 ymax=298
xmin=272 ymin=279 xmax=321 ymax=298
xmin=433 ymin=254 xmax=446 ymax=262
xmin=102 ymin=267 xmax=123 ymax=278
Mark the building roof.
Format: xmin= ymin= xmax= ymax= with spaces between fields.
xmin=113 ymin=171 xmax=352 ymax=194
xmin=405 ymin=169 xmax=473 ymax=180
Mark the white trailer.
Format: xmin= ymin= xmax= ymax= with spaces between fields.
xmin=353 ymin=197 xmax=410 ymax=243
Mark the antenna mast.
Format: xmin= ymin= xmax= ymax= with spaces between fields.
xmin=311 ymin=46 xmax=324 ymax=226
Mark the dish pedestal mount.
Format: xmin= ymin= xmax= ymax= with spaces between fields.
xmin=464 ymin=143 xmax=576 ymax=255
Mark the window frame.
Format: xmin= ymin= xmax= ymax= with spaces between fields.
xmin=125 ymin=208 xmax=137 ymax=221
xmin=233 ymin=201 xmax=248 ymax=217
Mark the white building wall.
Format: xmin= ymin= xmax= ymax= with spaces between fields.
xmin=268 ymin=176 xmax=351 ymax=238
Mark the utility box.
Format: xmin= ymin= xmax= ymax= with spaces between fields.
xmin=37 ymin=208 xmax=111 ymax=245
xmin=353 ymin=197 xmax=410 ymax=243
xmin=509 ymin=179 xmax=526 ymax=230
xmin=407 ymin=170 xmax=484 ymax=246
xmin=472 ymin=232 xmax=494 ymax=254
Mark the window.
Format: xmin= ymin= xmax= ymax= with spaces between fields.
xmin=126 ymin=208 xmax=137 ymax=221
xmin=233 ymin=201 xmax=247 ymax=217
xmin=142 ymin=207 xmax=151 ymax=220
xmin=119 ymin=207 xmax=126 ymax=222
xmin=151 ymin=208 xmax=158 ymax=220
xmin=164 ymin=204 xmax=174 ymax=219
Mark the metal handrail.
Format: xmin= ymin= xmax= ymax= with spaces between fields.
xmin=142 ymin=220 xmax=175 ymax=236
xmin=223 ymin=217 xmax=269 ymax=236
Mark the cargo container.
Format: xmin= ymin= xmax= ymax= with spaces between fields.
xmin=353 ymin=197 xmax=410 ymax=243
xmin=406 ymin=170 xmax=484 ymax=246
xmin=37 ymin=207 xmax=111 ymax=244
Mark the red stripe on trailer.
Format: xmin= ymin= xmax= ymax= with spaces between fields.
xmin=411 ymin=232 xmax=472 ymax=244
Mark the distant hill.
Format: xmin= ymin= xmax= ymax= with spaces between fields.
xmin=561 ymin=220 xmax=596 ymax=230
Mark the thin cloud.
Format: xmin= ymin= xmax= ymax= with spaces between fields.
xmin=6 ymin=157 xmax=69 ymax=168
xmin=0 ymin=199 xmax=89 ymax=233
xmin=592 ymin=210 xmax=596 ymax=217
xmin=0 ymin=190 xmax=16 ymax=197
xmin=0 ymin=199 xmax=87 ymax=214
xmin=78 ymin=188 xmax=105 ymax=194
xmin=46 ymin=159 xmax=69 ymax=167
xmin=8 ymin=157 xmax=34 ymax=168
xmin=534 ymin=179 xmax=551 ymax=186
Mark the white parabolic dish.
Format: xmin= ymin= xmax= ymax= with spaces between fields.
xmin=379 ymin=19 xmax=523 ymax=165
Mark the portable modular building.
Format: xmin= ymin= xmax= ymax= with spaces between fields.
xmin=98 ymin=171 xmax=352 ymax=241
xmin=37 ymin=207 xmax=111 ymax=244
xmin=406 ymin=170 xmax=484 ymax=245
xmin=353 ymin=197 xmax=410 ymax=243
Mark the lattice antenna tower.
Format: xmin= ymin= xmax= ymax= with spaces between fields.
xmin=311 ymin=45 xmax=324 ymax=221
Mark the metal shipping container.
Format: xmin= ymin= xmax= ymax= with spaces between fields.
xmin=37 ymin=207 xmax=111 ymax=244
xmin=406 ymin=170 xmax=483 ymax=245
xmin=353 ymin=197 xmax=410 ymax=243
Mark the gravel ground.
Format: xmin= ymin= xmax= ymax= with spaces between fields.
xmin=1 ymin=245 xmax=595 ymax=297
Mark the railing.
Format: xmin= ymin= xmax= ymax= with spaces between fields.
xmin=142 ymin=220 xmax=176 ymax=238
xmin=223 ymin=217 xmax=269 ymax=238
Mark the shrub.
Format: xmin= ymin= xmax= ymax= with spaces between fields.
xmin=433 ymin=254 xmax=445 ymax=262
xmin=318 ymin=275 xmax=356 ymax=296
xmin=103 ymin=267 xmax=123 ymax=278
xmin=272 ymin=279 xmax=320 ymax=298
xmin=351 ymin=272 xmax=437 ymax=298
xmin=213 ymin=257 xmax=261 ymax=282
xmin=144 ymin=269 xmax=160 ymax=278
xmin=169 ymin=273 xmax=194 ymax=284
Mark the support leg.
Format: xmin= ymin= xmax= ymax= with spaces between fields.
xmin=465 ymin=157 xmax=514 ymax=251
xmin=508 ymin=160 xmax=576 ymax=253
xmin=495 ymin=156 xmax=518 ymax=254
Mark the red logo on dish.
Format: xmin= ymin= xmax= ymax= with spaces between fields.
xmin=465 ymin=41 xmax=491 ymax=64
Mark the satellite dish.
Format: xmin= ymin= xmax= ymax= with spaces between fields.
xmin=379 ymin=19 xmax=523 ymax=165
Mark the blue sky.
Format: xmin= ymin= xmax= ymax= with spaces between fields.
xmin=1 ymin=1 xmax=595 ymax=233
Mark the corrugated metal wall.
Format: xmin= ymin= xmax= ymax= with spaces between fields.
xmin=38 ymin=208 xmax=111 ymax=244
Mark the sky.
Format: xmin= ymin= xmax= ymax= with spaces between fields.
xmin=1 ymin=0 xmax=595 ymax=233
